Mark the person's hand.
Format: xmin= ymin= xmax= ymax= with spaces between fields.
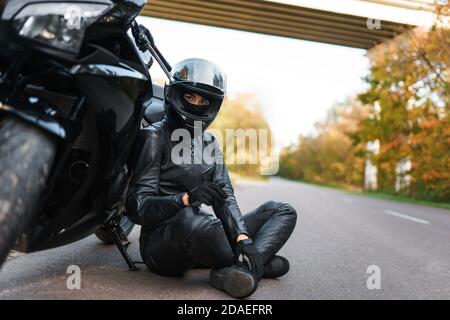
xmin=187 ymin=181 xmax=227 ymax=207
xmin=236 ymin=234 xmax=249 ymax=242
xmin=235 ymin=238 xmax=264 ymax=280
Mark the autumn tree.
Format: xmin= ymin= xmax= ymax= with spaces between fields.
xmin=357 ymin=2 xmax=449 ymax=201
xmin=279 ymin=97 xmax=368 ymax=188
xmin=210 ymin=93 xmax=273 ymax=177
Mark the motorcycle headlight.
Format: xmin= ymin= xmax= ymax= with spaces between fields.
xmin=13 ymin=3 xmax=109 ymax=54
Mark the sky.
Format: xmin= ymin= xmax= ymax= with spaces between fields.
xmin=136 ymin=15 xmax=370 ymax=148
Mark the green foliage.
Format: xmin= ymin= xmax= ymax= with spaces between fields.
xmin=210 ymin=93 xmax=273 ymax=177
xmin=280 ymin=3 xmax=450 ymax=203
xmin=356 ymin=3 xmax=450 ymax=202
xmin=279 ymin=98 xmax=368 ymax=189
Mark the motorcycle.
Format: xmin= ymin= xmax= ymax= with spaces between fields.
xmin=0 ymin=0 xmax=169 ymax=270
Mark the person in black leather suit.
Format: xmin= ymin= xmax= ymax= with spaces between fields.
xmin=126 ymin=58 xmax=297 ymax=298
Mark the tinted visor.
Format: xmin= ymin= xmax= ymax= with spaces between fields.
xmin=171 ymin=58 xmax=227 ymax=95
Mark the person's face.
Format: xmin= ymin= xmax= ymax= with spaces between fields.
xmin=183 ymin=93 xmax=210 ymax=107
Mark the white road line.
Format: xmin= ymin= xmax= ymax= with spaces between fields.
xmin=384 ymin=210 xmax=430 ymax=225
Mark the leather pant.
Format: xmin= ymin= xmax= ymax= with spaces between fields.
xmin=139 ymin=201 xmax=297 ymax=277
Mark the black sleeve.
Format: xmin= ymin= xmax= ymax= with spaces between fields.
xmin=210 ymin=135 xmax=249 ymax=246
xmin=126 ymin=127 xmax=184 ymax=227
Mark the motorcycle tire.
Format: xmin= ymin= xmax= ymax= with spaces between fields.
xmin=0 ymin=116 xmax=56 ymax=268
xmin=95 ymin=215 xmax=135 ymax=245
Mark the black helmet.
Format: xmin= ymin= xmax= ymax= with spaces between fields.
xmin=165 ymin=58 xmax=227 ymax=133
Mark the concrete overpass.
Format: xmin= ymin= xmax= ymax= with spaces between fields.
xmin=141 ymin=0 xmax=441 ymax=50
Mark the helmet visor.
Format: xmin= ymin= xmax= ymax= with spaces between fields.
xmin=171 ymin=58 xmax=227 ymax=95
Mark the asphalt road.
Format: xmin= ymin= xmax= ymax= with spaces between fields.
xmin=1 ymin=177 xmax=449 ymax=299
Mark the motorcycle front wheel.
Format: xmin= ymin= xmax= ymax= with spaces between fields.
xmin=0 ymin=116 xmax=56 ymax=268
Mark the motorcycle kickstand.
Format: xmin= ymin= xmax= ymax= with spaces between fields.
xmin=106 ymin=220 xmax=142 ymax=271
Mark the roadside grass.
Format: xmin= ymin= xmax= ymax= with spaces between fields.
xmin=279 ymin=177 xmax=450 ymax=210
xmin=354 ymin=191 xmax=450 ymax=210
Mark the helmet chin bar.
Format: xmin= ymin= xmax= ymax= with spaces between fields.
xmin=185 ymin=119 xmax=207 ymax=137
xmin=167 ymin=108 xmax=206 ymax=137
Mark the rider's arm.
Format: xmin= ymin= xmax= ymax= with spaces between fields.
xmin=208 ymin=134 xmax=249 ymax=246
xmin=126 ymin=127 xmax=184 ymax=227
xmin=182 ymin=192 xmax=248 ymax=243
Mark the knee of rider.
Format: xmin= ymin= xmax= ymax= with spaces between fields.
xmin=177 ymin=205 xmax=196 ymax=214
xmin=125 ymin=196 xmax=143 ymax=225
xmin=171 ymin=206 xmax=205 ymax=240
xmin=173 ymin=206 xmax=201 ymax=226
xmin=266 ymin=200 xmax=298 ymax=221
xmin=281 ymin=202 xmax=298 ymax=225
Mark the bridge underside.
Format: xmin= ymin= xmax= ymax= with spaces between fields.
xmin=141 ymin=0 xmax=414 ymax=49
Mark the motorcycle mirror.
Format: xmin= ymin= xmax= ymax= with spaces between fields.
xmin=131 ymin=21 xmax=172 ymax=82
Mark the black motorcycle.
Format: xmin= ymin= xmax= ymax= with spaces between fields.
xmin=0 ymin=0 xmax=168 ymax=269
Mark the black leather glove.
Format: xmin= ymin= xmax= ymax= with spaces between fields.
xmin=188 ymin=181 xmax=227 ymax=207
xmin=235 ymin=238 xmax=264 ymax=280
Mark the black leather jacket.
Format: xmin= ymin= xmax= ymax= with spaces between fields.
xmin=126 ymin=115 xmax=249 ymax=243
